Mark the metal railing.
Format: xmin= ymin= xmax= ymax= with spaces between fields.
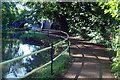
xmin=0 ymin=29 xmax=70 ymax=79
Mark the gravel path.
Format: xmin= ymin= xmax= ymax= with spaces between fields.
xmin=63 ymin=37 xmax=115 ymax=80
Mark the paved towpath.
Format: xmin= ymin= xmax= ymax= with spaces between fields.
xmin=63 ymin=37 xmax=115 ymax=80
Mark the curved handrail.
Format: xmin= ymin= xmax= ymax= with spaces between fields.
xmin=1 ymin=29 xmax=70 ymax=79
xmin=21 ymin=43 xmax=70 ymax=79
xmin=0 ymin=46 xmax=51 ymax=65
xmin=0 ymin=29 xmax=69 ymax=65
xmin=42 ymin=29 xmax=69 ymax=47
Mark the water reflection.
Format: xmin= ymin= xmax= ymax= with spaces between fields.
xmin=4 ymin=44 xmax=50 ymax=78
xmin=5 ymin=65 xmax=27 ymax=78
xmin=2 ymin=32 xmax=53 ymax=78
xmin=19 ymin=44 xmax=38 ymax=63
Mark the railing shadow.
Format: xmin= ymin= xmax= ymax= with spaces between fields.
xmin=68 ymin=37 xmax=114 ymax=80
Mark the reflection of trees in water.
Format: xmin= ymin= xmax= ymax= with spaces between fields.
xmin=2 ymin=33 xmax=23 ymax=61
xmin=2 ymin=42 xmax=24 ymax=78
xmin=22 ymin=38 xmax=51 ymax=72
xmin=22 ymin=37 xmax=45 ymax=47
xmin=2 ymin=32 xmax=62 ymax=78
xmin=2 ymin=33 xmax=24 ymax=78
xmin=24 ymin=51 xmax=50 ymax=72
xmin=3 ymin=60 xmax=24 ymax=77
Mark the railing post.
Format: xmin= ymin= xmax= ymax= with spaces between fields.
xmin=51 ymin=43 xmax=54 ymax=75
xmin=28 ymin=32 xmax=30 ymax=38
xmin=48 ymin=29 xmax=49 ymax=37
xmin=68 ymin=38 xmax=70 ymax=55
xmin=28 ymin=30 xmax=30 ymax=38
xmin=34 ymin=30 xmax=35 ymax=36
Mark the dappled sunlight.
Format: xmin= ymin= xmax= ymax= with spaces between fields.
xmin=70 ymin=45 xmax=78 ymax=48
xmin=84 ymin=44 xmax=107 ymax=50
xmin=98 ymin=56 xmax=109 ymax=61
xmin=79 ymin=74 xmax=98 ymax=78
xmin=64 ymin=62 xmax=82 ymax=78
xmin=72 ymin=54 xmax=83 ymax=57
xmin=79 ymin=72 xmax=99 ymax=78
xmin=64 ymin=74 xmax=76 ymax=78
xmin=84 ymin=54 xmax=96 ymax=58
xmin=2 ymin=1 xmax=119 ymax=79
xmin=64 ymin=37 xmax=114 ymax=79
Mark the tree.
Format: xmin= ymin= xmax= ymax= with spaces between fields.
xmin=2 ymin=2 xmax=18 ymax=25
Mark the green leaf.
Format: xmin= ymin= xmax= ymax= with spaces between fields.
xmin=99 ymin=2 xmax=103 ymax=5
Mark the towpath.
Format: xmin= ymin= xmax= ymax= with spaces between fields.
xmin=63 ymin=37 xmax=115 ymax=80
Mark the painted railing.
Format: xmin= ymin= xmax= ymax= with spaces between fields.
xmin=0 ymin=29 xmax=70 ymax=79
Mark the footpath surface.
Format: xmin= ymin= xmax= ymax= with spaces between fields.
xmin=63 ymin=37 xmax=115 ymax=80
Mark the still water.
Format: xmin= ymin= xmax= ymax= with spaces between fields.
xmin=2 ymin=32 xmax=61 ymax=78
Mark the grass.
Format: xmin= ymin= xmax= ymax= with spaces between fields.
xmin=20 ymin=32 xmax=49 ymax=39
xmin=24 ymin=52 xmax=72 ymax=80
xmin=20 ymin=31 xmax=62 ymax=43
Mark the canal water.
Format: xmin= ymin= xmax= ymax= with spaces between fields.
xmin=2 ymin=31 xmax=64 ymax=78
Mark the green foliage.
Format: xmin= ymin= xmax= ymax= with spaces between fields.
xmin=99 ymin=1 xmax=120 ymax=79
xmin=111 ymin=34 xmax=120 ymax=79
xmin=2 ymin=2 xmax=19 ymax=25
xmin=23 ymin=2 xmax=119 ymax=42
xmin=99 ymin=1 xmax=120 ymax=20
xmin=28 ymin=52 xmax=72 ymax=79
xmin=2 ymin=2 xmax=32 ymax=29
xmin=2 ymin=1 xmax=120 ymax=79
xmin=3 ymin=2 xmax=119 ymax=41
xmin=112 ymin=57 xmax=120 ymax=79
xmin=110 ymin=32 xmax=120 ymax=79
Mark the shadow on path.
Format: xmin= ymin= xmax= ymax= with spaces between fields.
xmin=63 ymin=37 xmax=115 ymax=80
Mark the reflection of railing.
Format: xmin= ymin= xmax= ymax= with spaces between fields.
xmin=0 ymin=29 xmax=70 ymax=79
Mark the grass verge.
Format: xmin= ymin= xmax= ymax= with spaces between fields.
xmin=24 ymin=52 xmax=72 ymax=80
